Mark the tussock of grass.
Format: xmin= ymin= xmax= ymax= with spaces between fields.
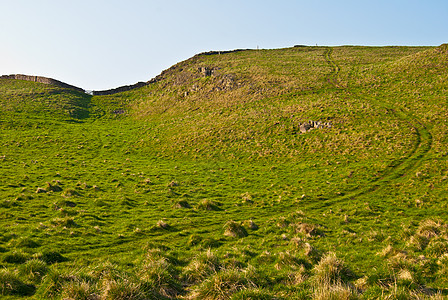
xmin=38 ymin=268 xmax=78 ymax=298
xmin=173 ymin=199 xmax=191 ymax=209
xmin=100 ymin=278 xmax=146 ymax=300
xmin=313 ymin=282 xmax=359 ymax=300
xmin=189 ymin=266 xmax=259 ymax=300
xmin=183 ymin=249 xmax=221 ymax=283
xmin=9 ymin=237 xmax=40 ymax=248
xmin=285 ymin=265 xmax=308 ymax=286
xmin=243 ymin=220 xmax=259 ymax=230
xmin=294 ymin=222 xmax=323 ymax=237
xmin=230 ymin=288 xmax=277 ymax=300
xmin=155 ymin=220 xmax=170 ymax=230
xmin=274 ymin=251 xmax=310 ymax=271
xmin=3 ymin=250 xmax=29 ymax=264
xmin=138 ymin=248 xmax=181 ymax=298
xmin=290 ymin=239 xmax=321 ymax=262
xmin=40 ymin=251 xmax=68 ymax=264
xmin=224 ymin=220 xmax=248 ymax=238
xmin=312 ymin=252 xmax=353 ymax=285
xmin=62 ymin=188 xmax=81 ymax=197
xmin=416 ymin=219 xmax=443 ymax=239
xmin=51 ymin=216 xmax=78 ymax=228
xmin=0 ymin=269 xmax=35 ymax=296
xmin=197 ymin=199 xmax=220 ymax=211
xmin=60 ymin=279 xmax=99 ymax=300
xmin=19 ymin=259 xmax=48 ymax=283
xmin=35 ymin=187 xmax=47 ymax=194
xmin=46 ymin=182 xmax=63 ymax=192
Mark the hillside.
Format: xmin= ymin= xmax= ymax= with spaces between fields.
xmin=0 ymin=44 xmax=448 ymax=299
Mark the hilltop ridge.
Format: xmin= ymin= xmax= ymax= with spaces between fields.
xmin=0 ymin=74 xmax=85 ymax=93
xmin=3 ymin=44 xmax=443 ymax=97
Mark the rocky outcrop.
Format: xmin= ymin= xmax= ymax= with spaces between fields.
xmin=299 ymin=120 xmax=332 ymax=133
xmin=198 ymin=67 xmax=215 ymax=77
xmin=0 ymin=74 xmax=85 ymax=93
xmin=1 ymin=49 xmax=252 ymax=96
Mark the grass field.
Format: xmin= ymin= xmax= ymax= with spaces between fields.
xmin=1 ymin=44 xmax=448 ymax=299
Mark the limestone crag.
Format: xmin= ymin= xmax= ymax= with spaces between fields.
xmin=0 ymin=74 xmax=85 ymax=93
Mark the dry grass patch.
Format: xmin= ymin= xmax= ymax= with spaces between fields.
xmin=188 ymin=266 xmax=259 ymax=300
xmin=313 ymin=282 xmax=359 ymax=300
xmin=183 ymin=249 xmax=221 ymax=283
xmin=312 ymin=252 xmax=353 ymax=285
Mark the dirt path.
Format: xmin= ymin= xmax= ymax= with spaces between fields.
xmin=309 ymin=48 xmax=433 ymax=209
xmin=324 ymin=47 xmax=340 ymax=87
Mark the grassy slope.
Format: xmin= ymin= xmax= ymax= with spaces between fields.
xmin=0 ymin=45 xmax=447 ymax=299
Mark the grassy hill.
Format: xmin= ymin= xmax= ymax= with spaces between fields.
xmin=0 ymin=44 xmax=447 ymax=299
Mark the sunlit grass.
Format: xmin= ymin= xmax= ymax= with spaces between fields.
xmin=0 ymin=44 xmax=447 ymax=298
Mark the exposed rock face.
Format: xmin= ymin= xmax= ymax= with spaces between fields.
xmin=299 ymin=120 xmax=332 ymax=133
xmin=0 ymin=74 xmax=85 ymax=93
xmin=199 ymin=67 xmax=214 ymax=76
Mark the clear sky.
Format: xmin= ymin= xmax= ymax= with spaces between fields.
xmin=1 ymin=0 xmax=447 ymax=91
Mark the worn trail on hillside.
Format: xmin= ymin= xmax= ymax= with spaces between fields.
xmin=324 ymin=48 xmax=340 ymax=87
xmin=308 ymin=48 xmax=433 ymax=209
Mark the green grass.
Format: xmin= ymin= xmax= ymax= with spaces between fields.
xmin=1 ymin=44 xmax=447 ymax=299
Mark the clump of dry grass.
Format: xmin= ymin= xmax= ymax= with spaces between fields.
xmin=276 ymin=217 xmax=289 ymax=228
xmin=168 ymin=180 xmax=179 ymax=187
xmin=156 ymin=220 xmax=170 ymax=229
xmin=189 ymin=266 xmax=259 ymax=300
xmin=46 ymin=182 xmax=62 ymax=192
xmin=274 ymin=251 xmax=309 ymax=271
xmin=50 ymin=216 xmax=78 ymax=228
xmin=241 ymin=192 xmax=253 ymax=204
xmin=0 ymin=268 xmax=35 ymax=296
xmin=62 ymin=188 xmax=80 ymax=197
xmin=416 ymin=219 xmax=443 ymax=239
xmin=197 ymin=199 xmax=220 ymax=211
xmin=290 ymin=238 xmax=320 ymax=262
xmin=312 ymin=252 xmax=352 ymax=285
xmin=223 ymin=220 xmax=248 ymax=238
xmin=436 ymin=253 xmax=448 ymax=277
xmin=313 ymin=282 xmax=359 ymax=300
xmin=19 ymin=259 xmax=48 ymax=283
xmin=138 ymin=252 xmax=181 ymax=298
xmin=377 ymin=244 xmax=396 ymax=258
xmin=100 ymin=277 xmax=145 ymax=300
xmin=183 ymin=249 xmax=221 ymax=283
xmin=173 ymin=200 xmax=191 ymax=209
xmin=60 ymin=279 xmax=99 ymax=300
xmin=294 ymin=222 xmax=322 ymax=237
xmin=230 ymin=288 xmax=277 ymax=300
xmin=36 ymin=187 xmax=47 ymax=194
xmin=286 ymin=265 xmax=308 ymax=285
xmin=243 ymin=220 xmax=259 ymax=230
xmin=406 ymin=219 xmax=447 ymax=252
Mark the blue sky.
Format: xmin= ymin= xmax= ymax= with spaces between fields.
xmin=1 ymin=0 xmax=447 ymax=90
